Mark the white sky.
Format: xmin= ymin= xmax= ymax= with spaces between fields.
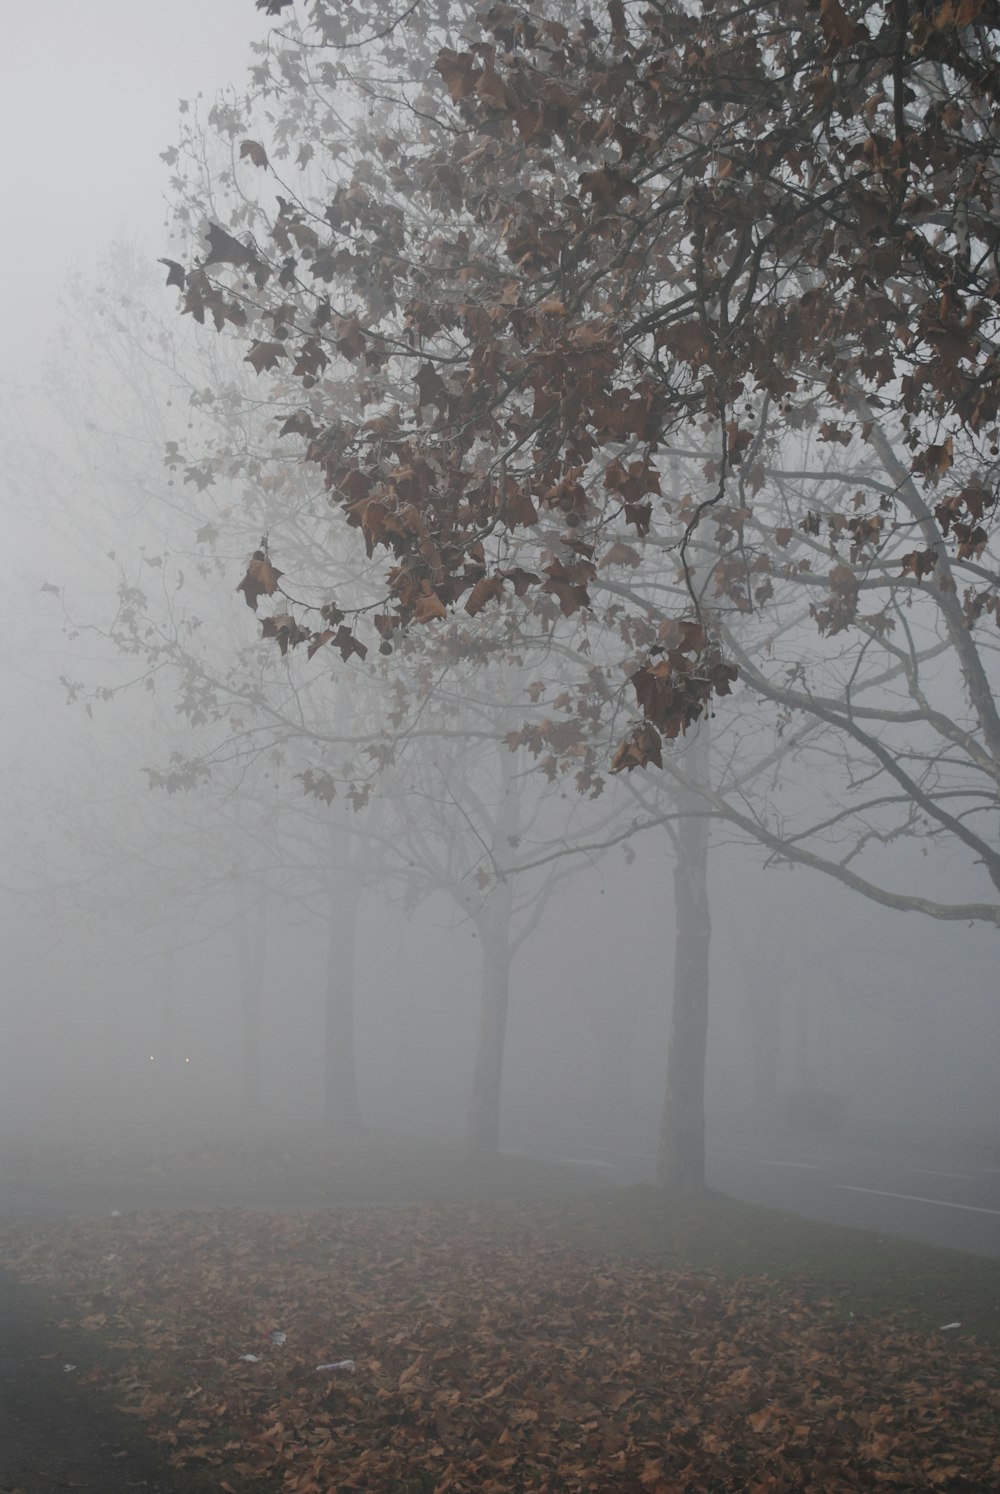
xmin=2 ymin=0 xmax=273 ymax=376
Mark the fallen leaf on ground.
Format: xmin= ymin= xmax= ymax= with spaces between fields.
xmin=0 ymin=1205 xmax=997 ymax=1492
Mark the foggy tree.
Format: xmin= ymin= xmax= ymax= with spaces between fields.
xmin=365 ymin=658 xmax=620 ymax=1158
xmin=657 ymin=727 xmax=712 ymax=1189
xmin=0 ymin=687 xmax=253 ymax=1120
xmin=96 ymin=0 xmax=1000 ymax=1186
xmin=373 ymin=730 xmax=532 ymax=1159
xmin=2 ymin=252 xmax=383 ymax=1131
xmin=160 ymin=0 xmax=1000 ymax=740
xmin=140 ymin=9 xmax=747 ymax=1188
xmin=26 ymin=248 xmax=656 ymax=1158
xmin=145 ymin=0 xmax=1000 ymax=1188
xmin=216 ymin=777 xmax=372 ymax=1136
xmin=151 ymin=0 xmax=1000 ymax=901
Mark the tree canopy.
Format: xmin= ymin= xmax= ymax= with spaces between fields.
xmin=157 ymin=0 xmax=1000 ymax=767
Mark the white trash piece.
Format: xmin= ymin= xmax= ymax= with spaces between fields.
xmin=238 ymin=1354 xmax=260 ymax=1363
xmin=939 ymin=1321 xmax=962 ymax=1331
xmin=270 ymin=1331 xmax=287 ymax=1346
xmin=316 ymin=1359 xmax=356 ymax=1374
xmin=110 ymin=1210 xmax=122 ymax=1219
xmin=63 ymin=1364 xmax=77 ymax=1373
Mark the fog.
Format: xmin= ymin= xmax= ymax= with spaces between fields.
xmin=1 ymin=1 xmax=998 ymax=1268
xmin=2 ymin=822 xmax=996 ymax=1153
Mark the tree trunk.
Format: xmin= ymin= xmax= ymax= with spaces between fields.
xmin=468 ymin=883 xmax=513 ymax=1160
xmin=323 ymin=869 xmax=362 ymax=1137
xmin=657 ymin=726 xmax=712 ymax=1189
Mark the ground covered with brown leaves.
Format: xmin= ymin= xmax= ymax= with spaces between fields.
xmin=1 ymin=1204 xmax=998 ymax=1493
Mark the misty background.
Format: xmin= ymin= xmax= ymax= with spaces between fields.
xmin=1 ymin=1 xmax=998 ymax=1200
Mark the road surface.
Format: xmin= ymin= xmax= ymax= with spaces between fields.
xmin=559 ymin=1131 xmax=1000 ymax=1256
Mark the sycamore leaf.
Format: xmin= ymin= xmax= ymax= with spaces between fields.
xmin=413 ymin=588 xmax=447 ymax=623
xmin=332 ymin=625 xmax=367 ymax=661
xmin=260 ymin=611 xmax=310 ymax=655
xmin=334 ymin=316 xmax=366 ymax=360
xmin=608 ymin=0 xmax=628 ymax=42
xmin=236 ymin=551 xmax=282 ymax=611
xmin=820 ymin=0 xmax=860 ymax=48
xmin=436 ymin=48 xmax=479 ymax=102
xmin=298 ymin=767 xmax=336 ymax=802
xmin=599 ymin=541 xmax=642 ymax=569
xmin=245 ymin=341 xmax=287 ymax=374
xmin=818 ymin=420 xmax=852 ymax=447
xmin=913 ymin=437 xmax=954 ymax=481
xmin=541 ymin=559 xmax=594 ymax=617
xmin=476 ymin=66 xmax=512 ymax=110
xmin=202 ymin=223 xmax=256 ymax=269
xmin=900 ymin=549 xmax=938 ymax=580
xmin=183 ymin=464 xmax=214 ymax=491
xmin=240 ymin=139 xmax=269 ymax=168
xmin=464 ymin=575 xmax=504 ymax=616
xmin=578 ymin=165 xmax=638 ymax=209
xmin=414 ymin=361 xmax=448 ymax=414
xmin=501 ymin=567 xmax=540 ymax=597
xmin=159 ymin=259 xmax=186 ymax=290
xmin=611 ymin=723 xmax=663 ymax=772
xmin=307 ymin=629 xmax=334 ymax=659
xmin=933 ymin=0 xmax=984 ymax=25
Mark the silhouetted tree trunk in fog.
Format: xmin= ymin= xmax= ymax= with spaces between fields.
xmin=658 ymin=725 xmax=711 ymax=1189
xmin=323 ymin=868 xmax=362 ymax=1137
xmin=234 ymin=883 xmax=266 ymax=1117
xmin=468 ymin=876 xmax=514 ymax=1160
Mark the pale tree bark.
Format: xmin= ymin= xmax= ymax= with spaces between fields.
xmin=323 ymin=867 xmax=363 ymax=1137
xmin=658 ymin=721 xmax=712 ymax=1189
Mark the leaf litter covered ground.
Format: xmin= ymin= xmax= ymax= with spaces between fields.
xmin=1 ymin=1201 xmax=998 ymax=1492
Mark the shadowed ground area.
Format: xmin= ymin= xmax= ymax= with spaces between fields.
xmin=0 ymin=1268 xmax=175 ymax=1493
xmin=0 ymin=1138 xmax=998 ymax=1492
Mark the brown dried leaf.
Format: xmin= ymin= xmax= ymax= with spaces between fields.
xmin=236 ymin=552 xmax=282 ymax=611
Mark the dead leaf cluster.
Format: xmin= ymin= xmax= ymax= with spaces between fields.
xmin=1 ymin=1205 xmax=998 ymax=1491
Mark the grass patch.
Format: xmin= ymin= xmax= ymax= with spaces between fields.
xmin=549 ymin=1184 xmax=1000 ymax=1348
